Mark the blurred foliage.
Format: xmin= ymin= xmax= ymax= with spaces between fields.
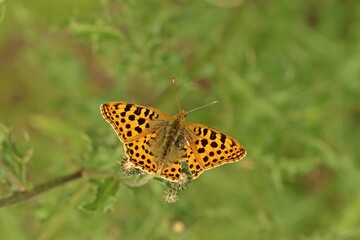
xmin=1 ymin=0 xmax=360 ymax=239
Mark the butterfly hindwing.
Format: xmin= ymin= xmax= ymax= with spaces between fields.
xmin=160 ymin=161 xmax=183 ymax=181
xmin=182 ymin=142 xmax=205 ymax=178
xmin=124 ymin=132 xmax=158 ymax=174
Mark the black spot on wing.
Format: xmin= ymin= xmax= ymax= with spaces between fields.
xmin=143 ymin=108 xmax=150 ymax=117
xmin=135 ymin=126 xmax=142 ymax=133
xmin=220 ymin=133 xmax=226 ymax=144
xmin=124 ymin=104 xmax=133 ymax=111
xmin=149 ymin=111 xmax=158 ymax=120
xmin=138 ymin=118 xmax=146 ymax=125
xmin=134 ymin=107 xmax=142 ymax=115
xmin=210 ymin=131 xmax=216 ymax=140
xmin=203 ymin=128 xmax=208 ymax=136
xmin=198 ymin=148 xmax=205 ymax=153
xmin=201 ymin=139 xmax=208 ymax=147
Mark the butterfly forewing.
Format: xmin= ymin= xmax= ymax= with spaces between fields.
xmin=184 ymin=123 xmax=246 ymax=174
xmin=100 ymin=102 xmax=170 ymax=142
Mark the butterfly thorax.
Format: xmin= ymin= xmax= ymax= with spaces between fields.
xmin=152 ymin=110 xmax=187 ymax=169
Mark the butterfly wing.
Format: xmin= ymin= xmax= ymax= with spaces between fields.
xmin=100 ymin=101 xmax=171 ymax=143
xmin=101 ymin=102 xmax=171 ymax=174
xmin=160 ymin=160 xmax=183 ymax=182
xmin=183 ymin=123 xmax=246 ymax=179
xmin=123 ymin=132 xmax=159 ymax=174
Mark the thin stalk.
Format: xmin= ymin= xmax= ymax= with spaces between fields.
xmin=0 ymin=169 xmax=86 ymax=208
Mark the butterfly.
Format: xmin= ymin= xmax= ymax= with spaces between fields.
xmin=100 ymin=101 xmax=246 ymax=182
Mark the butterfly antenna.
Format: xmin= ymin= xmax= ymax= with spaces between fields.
xmin=172 ymin=77 xmax=181 ymax=112
xmin=186 ymin=101 xmax=219 ymax=114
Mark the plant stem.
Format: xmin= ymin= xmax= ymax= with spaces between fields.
xmin=0 ymin=169 xmax=86 ymax=208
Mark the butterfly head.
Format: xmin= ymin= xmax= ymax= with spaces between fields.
xmin=174 ymin=109 xmax=187 ymax=122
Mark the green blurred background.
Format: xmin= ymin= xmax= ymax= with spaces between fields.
xmin=1 ymin=0 xmax=360 ymax=239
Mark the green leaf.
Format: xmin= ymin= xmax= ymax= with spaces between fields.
xmin=0 ymin=124 xmax=32 ymax=190
xmin=81 ymin=177 xmax=120 ymax=213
